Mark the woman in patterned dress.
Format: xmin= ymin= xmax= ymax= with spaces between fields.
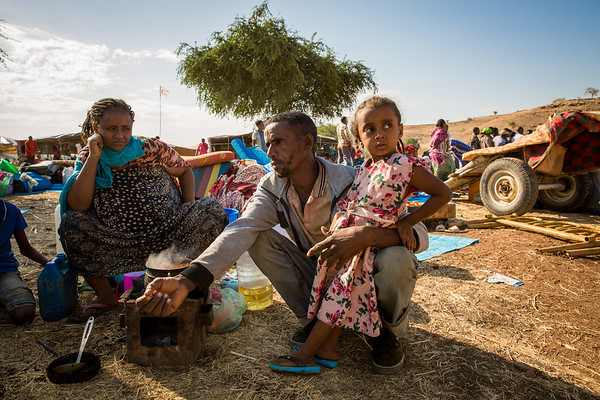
xmin=429 ymin=119 xmax=456 ymax=181
xmin=270 ymin=96 xmax=451 ymax=373
xmin=60 ymin=98 xmax=228 ymax=321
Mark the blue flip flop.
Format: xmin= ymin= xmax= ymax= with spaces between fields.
xmin=293 ymin=344 xmax=340 ymax=368
xmin=269 ymin=355 xmax=320 ymax=374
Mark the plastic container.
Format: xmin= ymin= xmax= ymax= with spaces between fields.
xmin=62 ymin=166 xmax=74 ymax=184
xmin=0 ymin=159 xmax=19 ymax=174
xmin=223 ymin=207 xmax=272 ymax=310
xmin=223 ymin=208 xmax=239 ymax=223
xmin=236 ymin=262 xmax=273 ymax=311
xmin=37 ymin=254 xmax=78 ymax=321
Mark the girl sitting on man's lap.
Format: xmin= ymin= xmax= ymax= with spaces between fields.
xmin=269 ymin=96 xmax=451 ymax=374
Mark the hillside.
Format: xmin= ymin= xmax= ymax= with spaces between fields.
xmin=403 ymin=98 xmax=600 ymax=150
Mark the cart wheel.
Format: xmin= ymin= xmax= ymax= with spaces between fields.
xmin=537 ymin=173 xmax=593 ymax=212
xmin=480 ymin=158 xmax=538 ymax=216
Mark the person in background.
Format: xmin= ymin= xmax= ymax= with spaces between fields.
xmin=402 ymin=144 xmax=419 ymax=158
xmin=470 ymin=127 xmax=481 ymax=149
xmin=336 ymin=116 xmax=354 ymax=166
xmin=328 ymin=145 xmax=336 ymax=162
xmin=494 ymin=129 xmax=510 ymax=147
xmin=52 ymin=146 xmax=61 ymax=160
xmin=0 ymin=199 xmax=49 ymax=325
xmin=252 ymin=120 xmax=267 ymax=152
xmin=512 ymin=127 xmax=524 ymax=142
xmin=60 ymin=98 xmax=228 ymax=322
xmin=24 ymin=136 xmax=39 ymax=164
xmin=196 ymin=138 xmax=209 ymax=155
xmin=429 ymin=119 xmax=455 ymax=181
xmin=480 ymin=127 xmax=494 ymax=148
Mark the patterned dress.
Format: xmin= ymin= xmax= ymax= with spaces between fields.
xmin=61 ymin=138 xmax=228 ymax=277
xmin=307 ymin=153 xmax=425 ymax=337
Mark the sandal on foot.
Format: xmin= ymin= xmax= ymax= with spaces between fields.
xmin=292 ymin=344 xmax=339 ymax=368
xmin=69 ymin=303 xmax=116 ymax=323
xmin=269 ymin=355 xmax=320 ymax=374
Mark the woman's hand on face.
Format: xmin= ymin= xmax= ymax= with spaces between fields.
xmin=88 ymin=133 xmax=104 ymax=159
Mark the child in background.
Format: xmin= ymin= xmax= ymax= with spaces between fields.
xmin=470 ymin=127 xmax=481 ymax=149
xmin=269 ymin=96 xmax=451 ymax=373
xmin=402 ymin=144 xmax=419 ymax=157
xmin=0 ymin=199 xmax=49 ymax=325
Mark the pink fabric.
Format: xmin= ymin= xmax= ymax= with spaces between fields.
xmin=307 ymin=153 xmax=425 ymax=337
xmin=429 ymin=127 xmax=448 ymax=166
xmin=213 ymin=163 xmax=266 ymax=212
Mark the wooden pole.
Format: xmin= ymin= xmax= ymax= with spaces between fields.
xmin=467 ymin=222 xmax=503 ymax=229
xmin=566 ymin=247 xmax=600 ymax=257
xmin=539 ymin=240 xmax=599 ymax=253
xmin=496 ymin=218 xmax=592 ymax=242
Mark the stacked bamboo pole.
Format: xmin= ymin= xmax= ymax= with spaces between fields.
xmin=461 ymin=216 xmax=600 ymax=258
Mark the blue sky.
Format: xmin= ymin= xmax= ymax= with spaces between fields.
xmin=1 ymin=0 xmax=599 ymax=147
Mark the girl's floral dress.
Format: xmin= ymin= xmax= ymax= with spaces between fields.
xmin=307 ymin=153 xmax=425 ymax=337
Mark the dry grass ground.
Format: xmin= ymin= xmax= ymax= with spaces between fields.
xmin=1 ymin=192 xmax=599 ymax=400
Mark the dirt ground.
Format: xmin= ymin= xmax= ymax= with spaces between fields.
xmin=1 ymin=191 xmax=599 ymax=400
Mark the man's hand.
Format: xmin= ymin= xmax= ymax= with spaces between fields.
xmin=136 ymin=275 xmax=196 ymax=316
xmin=307 ymin=226 xmax=366 ymax=270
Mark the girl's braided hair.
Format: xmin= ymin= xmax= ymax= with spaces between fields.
xmin=350 ymin=96 xmax=404 ymax=155
xmin=81 ymin=98 xmax=135 ymax=142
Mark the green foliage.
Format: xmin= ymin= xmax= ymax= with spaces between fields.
xmin=493 ymin=110 xmax=498 ymax=115
xmin=508 ymin=121 xmax=516 ymax=128
xmin=467 ymin=117 xmax=473 ymax=122
xmin=403 ymin=137 xmax=420 ymax=148
xmin=317 ymin=123 xmax=336 ymax=138
xmin=176 ymin=2 xmax=376 ymax=119
xmin=552 ymin=97 xmax=566 ymax=103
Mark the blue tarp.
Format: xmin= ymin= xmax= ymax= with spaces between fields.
xmin=417 ymin=234 xmax=479 ymax=261
xmin=230 ymin=138 xmax=271 ymax=166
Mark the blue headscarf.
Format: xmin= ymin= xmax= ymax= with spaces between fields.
xmin=59 ymin=136 xmax=145 ymax=215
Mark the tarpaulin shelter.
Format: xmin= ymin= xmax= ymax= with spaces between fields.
xmin=208 ymin=133 xmax=337 ymax=159
xmin=0 ymin=136 xmax=19 ymax=160
xmin=16 ymin=133 xmax=84 ymax=160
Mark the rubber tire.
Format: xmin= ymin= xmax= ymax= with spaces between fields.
xmin=537 ymin=173 xmax=594 ymax=212
xmin=479 ymin=158 xmax=538 ymax=216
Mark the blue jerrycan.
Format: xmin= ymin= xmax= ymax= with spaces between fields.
xmin=37 ymin=253 xmax=78 ymax=321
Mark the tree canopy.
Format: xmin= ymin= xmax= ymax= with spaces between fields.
xmin=176 ymin=2 xmax=376 ymax=120
xmin=584 ymin=87 xmax=598 ymax=99
xmin=317 ymin=123 xmax=336 ymax=138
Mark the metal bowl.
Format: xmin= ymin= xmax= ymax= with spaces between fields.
xmin=46 ymin=351 xmax=101 ymax=384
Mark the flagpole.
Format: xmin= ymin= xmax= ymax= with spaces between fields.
xmin=159 ymin=86 xmax=162 ymax=138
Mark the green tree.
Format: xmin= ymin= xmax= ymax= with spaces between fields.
xmin=317 ymin=123 xmax=336 ymax=138
xmin=176 ymin=2 xmax=376 ymax=119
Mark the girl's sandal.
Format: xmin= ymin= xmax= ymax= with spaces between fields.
xmin=269 ymin=355 xmax=321 ymax=374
